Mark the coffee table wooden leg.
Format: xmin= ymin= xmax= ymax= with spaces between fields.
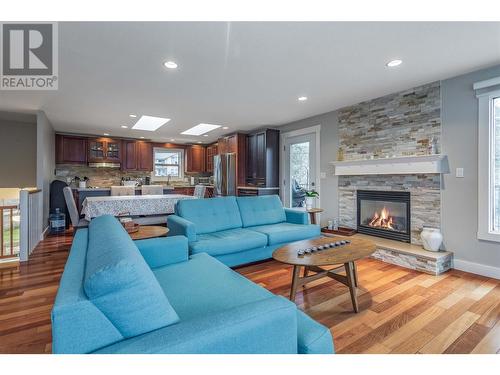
xmin=345 ymin=262 xmax=359 ymax=313
xmin=303 ymin=266 xmax=309 ymax=278
xmin=352 ymin=262 xmax=358 ymax=287
xmin=290 ymin=265 xmax=301 ymax=302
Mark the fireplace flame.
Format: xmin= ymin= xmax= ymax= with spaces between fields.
xmin=368 ymin=206 xmax=395 ymax=230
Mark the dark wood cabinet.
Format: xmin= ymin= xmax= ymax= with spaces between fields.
xmin=206 ymin=143 xmax=218 ymax=173
xmin=246 ymin=129 xmax=280 ymax=187
xmin=122 ymin=140 xmax=153 ymax=171
xmin=55 ymin=134 xmax=87 ymax=164
xmin=88 ymin=137 xmax=122 ymax=163
xmin=185 ymin=145 xmax=206 ymax=173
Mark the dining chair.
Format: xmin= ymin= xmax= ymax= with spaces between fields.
xmin=111 ymin=186 xmax=135 ymax=196
xmin=63 ymin=187 xmax=89 ymax=231
xmin=193 ymin=184 xmax=206 ymax=199
xmin=141 ymin=185 xmax=164 ymax=195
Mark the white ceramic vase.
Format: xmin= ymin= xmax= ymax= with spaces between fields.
xmin=305 ymin=197 xmax=314 ymax=210
xmin=78 ymin=181 xmax=87 ymax=189
xmin=420 ymin=227 xmax=443 ymax=252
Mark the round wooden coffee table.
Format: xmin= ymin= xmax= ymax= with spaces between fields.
xmin=273 ymin=236 xmax=376 ymax=312
xmin=129 ymin=226 xmax=169 ymax=240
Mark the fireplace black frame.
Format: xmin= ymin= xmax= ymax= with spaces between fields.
xmin=356 ymin=190 xmax=411 ymax=243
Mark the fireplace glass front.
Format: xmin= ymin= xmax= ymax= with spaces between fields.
xmin=357 ymin=190 xmax=411 ymax=242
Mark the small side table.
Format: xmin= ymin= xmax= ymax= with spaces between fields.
xmin=129 ymin=226 xmax=169 ymax=240
xmin=306 ymin=208 xmax=323 ymax=225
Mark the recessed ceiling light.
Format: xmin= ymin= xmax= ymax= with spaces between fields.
xmin=132 ymin=115 xmax=171 ymax=131
xmin=203 ymin=134 xmax=209 ymax=137
xmin=129 ymin=114 xmax=137 ymax=118
xmin=197 ymin=141 xmax=203 ymax=144
xmin=386 ymin=59 xmax=402 ymax=67
xmin=181 ymin=123 xmax=221 ymax=136
xmin=170 ymin=138 xmax=175 ymax=142
xmin=164 ymin=61 xmax=178 ymax=69
xmin=222 ymin=126 xmax=229 ymax=130
xmin=298 ymin=96 xmax=308 ymax=101
xmin=121 ymin=125 xmax=128 ymax=129
xmin=103 ymin=133 xmax=109 ymax=136
xmin=140 ymin=136 xmax=145 ymax=139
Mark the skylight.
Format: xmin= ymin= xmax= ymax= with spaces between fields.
xmin=132 ymin=116 xmax=170 ymax=131
xmin=181 ymin=123 xmax=221 ymax=136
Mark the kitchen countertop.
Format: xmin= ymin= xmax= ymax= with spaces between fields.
xmin=237 ymin=186 xmax=280 ymax=190
xmin=74 ymin=184 xmax=214 ymax=192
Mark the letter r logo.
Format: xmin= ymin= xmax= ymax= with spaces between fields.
xmin=2 ymin=23 xmax=53 ymax=75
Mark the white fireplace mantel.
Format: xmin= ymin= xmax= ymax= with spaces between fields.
xmin=329 ymin=155 xmax=449 ymax=176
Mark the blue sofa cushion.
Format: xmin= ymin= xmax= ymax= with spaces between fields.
xmin=84 ymin=215 xmax=180 ymax=338
xmin=249 ymin=222 xmax=320 ymax=245
xmin=190 ymin=228 xmax=268 ymax=257
xmin=176 ymin=196 xmax=243 ymax=234
xmin=297 ymin=310 xmax=335 ymax=354
xmin=153 ymin=253 xmax=333 ymax=354
xmin=236 ymin=196 xmax=286 ymax=227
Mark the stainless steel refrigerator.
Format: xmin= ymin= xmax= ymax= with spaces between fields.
xmin=214 ymin=153 xmax=236 ymax=196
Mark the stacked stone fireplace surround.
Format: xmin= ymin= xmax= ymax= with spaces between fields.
xmin=337 ymin=81 xmax=452 ymax=274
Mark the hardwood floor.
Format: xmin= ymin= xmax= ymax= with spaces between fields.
xmin=1 ymin=232 xmax=499 ymax=354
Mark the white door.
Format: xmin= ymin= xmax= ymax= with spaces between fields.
xmin=283 ymin=132 xmax=318 ymax=208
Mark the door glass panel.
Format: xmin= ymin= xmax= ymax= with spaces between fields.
xmin=290 ymin=142 xmax=310 ymax=207
xmin=493 ymin=97 xmax=500 ymax=232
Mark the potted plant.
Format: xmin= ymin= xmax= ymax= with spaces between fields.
xmin=304 ymin=190 xmax=319 ymax=210
xmin=75 ymin=176 xmax=89 ymax=189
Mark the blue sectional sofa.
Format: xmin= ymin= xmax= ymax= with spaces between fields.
xmin=168 ymin=195 xmax=320 ymax=267
xmin=51 ymin=215 xmax=333 ymax=354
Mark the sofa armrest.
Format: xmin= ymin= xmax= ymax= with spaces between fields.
xmin=167 ymin=215 xmax=197 ymax=242
xmin=93 ymin=296 xmax=298 ymax=354
xmin=284 ymin=208 xmax=309 ymax=225
xmin=135 ymin=236 xmax=189 ymax=269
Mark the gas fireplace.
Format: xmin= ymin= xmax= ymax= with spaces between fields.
xmin=357 ymin=190 xmax=411 ymax=242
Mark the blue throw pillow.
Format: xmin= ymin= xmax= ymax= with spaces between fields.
xmin=84 ymin=215 xmax=179 ymax=338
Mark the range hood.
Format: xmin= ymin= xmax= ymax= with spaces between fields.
xmin=88 ymin=162 xmax=121 ymax=168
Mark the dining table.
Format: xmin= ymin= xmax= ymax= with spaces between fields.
xmin=81 ymin=194 xmax=196 ymax=221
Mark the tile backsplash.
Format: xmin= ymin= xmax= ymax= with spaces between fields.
xmin=55 ymin=164 xmax=210 ymax=187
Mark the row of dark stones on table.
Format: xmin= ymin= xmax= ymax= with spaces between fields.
xmin=297 ymin=240 xmax=351 ymax=257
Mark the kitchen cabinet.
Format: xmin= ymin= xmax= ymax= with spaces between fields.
xmin=237 ymin=187 xmax=280 ymax=196
xmin=206 ymin=143 xmax=218 ymax=173
xmin=246 ymin=129 xmax=280 ymax=187
xmin=185 ymin=145 xmax=206 ymax=173
xmin=122 ymin=140 xmax=153 ymax=171
xmin=137 ymin=141 xmax=153 ymax=171
xmin=88 ymin=137 xmax=122 ymax=163
xmin=55 ymin=134 xmax=87 ymax=164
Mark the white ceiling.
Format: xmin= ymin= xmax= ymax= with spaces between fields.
xmin=1 ymin=22 xmax=499 ymax=143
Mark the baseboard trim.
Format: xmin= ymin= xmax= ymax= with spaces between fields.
xmin=453 ymin=259 xmax=500 ymax=279
xmin=42 ymin=226 xmax=49 ymax=239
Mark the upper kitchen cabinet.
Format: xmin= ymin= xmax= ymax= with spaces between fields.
xmin=246 ymin=129 xmax=280 ymax=187
xmin=206 ymin=143 xmax=218 ymax=173
xmin=88 ymin=137 xmax=122 ymax=163
xmin=122 ymin=140 xmax=153 ymax=171
xmin=55 ymin=134 xmax=87 ymax=164
xmin=185 ymin=144 xmax=206 ymax=173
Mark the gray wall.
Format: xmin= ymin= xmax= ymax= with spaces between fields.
xmin=441 ymin=65 xmax=500 ymax=269
xmin=278 ymin=110 xmax=339 ymax=226
xmin=36 ymin=111 xmax=55 ymax=229
xmin=278 ymin=64 xmax=500 ymax=272
xmin=0 ymin=113 xmax=37 ymax=188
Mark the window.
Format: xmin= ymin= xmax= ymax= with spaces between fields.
xmin=476 ymin=82 xmax=500 ymax=242
xmin=152 ymin=147 xmax=184 ymax=180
